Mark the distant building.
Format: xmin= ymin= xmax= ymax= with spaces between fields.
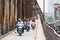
xmin=54 ymin=3 xmax=60 ymax=20
xmin=52 ymin=3 xmax=60 ymax=33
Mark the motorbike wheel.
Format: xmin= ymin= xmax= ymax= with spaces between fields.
xmin=27 ymin=29 xmax=29 ymax=32
xmin=32 ymin=26 xmax=35 ymax=30
xmin=19 ymin=33 xmax=21 ymax=36
xmin=26 ymin=27 xmax=30 ymax=32
xmin=18 ymin=30 xmax=22 ymax=36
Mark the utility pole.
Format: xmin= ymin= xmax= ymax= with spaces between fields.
xmin=43 ymin=0 xmax=45 ymax=21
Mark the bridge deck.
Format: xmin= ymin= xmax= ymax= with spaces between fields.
xmin=1 ymin=15 xmax=46 ymax=40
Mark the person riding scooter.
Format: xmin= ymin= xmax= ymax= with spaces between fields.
xmin=31 ymin=22 xmax=36 ymax=30
xmin=17 ymin=19 xmax=24 ymax=35
xmin=31 ymin=18 xmax=36 ymax=30
xmin=26 ymin=19 xmax=30 ymax=31
xmin=23 ymin=19 xmax=27 ymax=30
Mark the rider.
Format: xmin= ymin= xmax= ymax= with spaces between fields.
xmin=26 ymin=19 xmax=30 ymax=30
xmin=23 ymin=18 xmax=27 ymax=29
xmin=23 ymin=18 xmax=26 ymax=25
xmin=31 ymin=18 xmax=36 ymax=30
xmin=17 ymin=19 xmax=24 ymax=33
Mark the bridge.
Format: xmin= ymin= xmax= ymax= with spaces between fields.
xmin=0 ymin=0 xmax=60 ymax=40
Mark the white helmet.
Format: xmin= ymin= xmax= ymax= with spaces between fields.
xmin=18 ymin=19 xmax=21 ymax=21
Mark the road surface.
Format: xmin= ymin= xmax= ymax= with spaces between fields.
xmin=1 ymin=30 xmax=35 ymax=40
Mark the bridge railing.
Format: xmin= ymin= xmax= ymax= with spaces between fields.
xmin=44 ymin=22 xmax=60 ymax=40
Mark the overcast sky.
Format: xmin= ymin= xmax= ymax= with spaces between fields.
xmin=37 ymin=0 xmax=43 ymax=12
xmin=37 ymin=0 xmax=60 ymax=13
xmin=37 ymin=0 xmax=48 ymax=13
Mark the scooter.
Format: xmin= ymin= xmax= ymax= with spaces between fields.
xmin=31 ymin=23 xmax=36 ymax=30
xmin=23 ymin=25 xmax=30 ymax=32
xmin=26 ymin=22 xmax=30 ymax=32
xmin=17 ymin=27 xmax=23 ymax=36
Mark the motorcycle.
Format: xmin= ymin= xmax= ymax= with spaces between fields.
xmin=31 ymin=23 xmax=36 ymax=30
xmin=23 ymin=22 xmax=30 ymax=32
xmin=17 ymin=27 xmax=23 ymax=36
xmin=26 ymin=22 xmax=30 ymax=32
xmin=23 ymin=25 xmax=30 ymax=32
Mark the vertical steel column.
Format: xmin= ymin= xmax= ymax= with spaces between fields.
xmin=14 ymin=0 xmax=17 ymax=22
xmin=23 ymin=0 xmax=26 ymax=19
xmin=20 ymin=0 xmax=22 ymax=19
xmin=9 ymin=0 xmax=11 ymax=31
xmin=3 ymin=0 xmax=7 ymax=34
xmin=10 ymin=0 xmax=15 ymax=29
xmin=17 ymin=0 xmax=22 ymax=19
xmin=3 ymin=0 xmax=10 ymax=33
xmin=43 ymin=0 xmax=45 ymax=21
xmin=27 ymin=0 xmax=29 ymax=18
xmin=0 ymin=0 xmax=3 ymax=35
xmin=1 ymin=0 xmax=5 ymax=35
xmin=17 ymin=0 xmax=20 ymax=19
xmin=14 ymin=0 xmax=17 ymax=28
xmin=22 ymin=0 xmax=24 ymax=19
xmin=6 ymin=0 xmax=10 ymax=32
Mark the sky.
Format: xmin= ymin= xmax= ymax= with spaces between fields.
xmin=37 ymin=0 xmax=43 ymax=12
xmin=37 ymin=0 xmax=49 ymax=13
xmin=37 ymin=0 xmax=60 ymax=13
xmin=36 ymin=0 xmax=60 ymax=17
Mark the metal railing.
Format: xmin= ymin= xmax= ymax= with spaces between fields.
xmin=44 ymin=22 xmax=60 ymax=40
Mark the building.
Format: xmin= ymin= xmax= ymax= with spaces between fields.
xmin=54 ymin=3 xmax=60 ymax=20
xmin=54 ymin=3 xmax=60 ymax=31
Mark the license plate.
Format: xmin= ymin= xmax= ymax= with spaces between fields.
xmin=19 ymin=29 xmax=22 ymax=30
xmin=18 ymin=27 xmax=22 ymax=28
xmin=18 ymin=31 xmax=21 ymax=33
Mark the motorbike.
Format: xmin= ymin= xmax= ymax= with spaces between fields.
xmin=26 ymin=22 xmax=30 ymax=32
xmin=26 ymin=26 xmax=30 ymax=32
xmin=31 ymin=23 xmax=36 ymax=30
xmin=23 ymin=22 xmax=30 ymax=32
xmin=17 ymin=27 xmax=23 ymax=36
xmin=23 ymin=25 xmax=30 ymax=32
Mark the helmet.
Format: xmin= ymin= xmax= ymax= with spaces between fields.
xmin=18 ymin=19 xmax=21 ymax=21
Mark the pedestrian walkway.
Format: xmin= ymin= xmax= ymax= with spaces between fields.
xmin=1 ymin=16 xmax=46 ymax=40
xmin=34 ymin=15 xmax=46 ymax=40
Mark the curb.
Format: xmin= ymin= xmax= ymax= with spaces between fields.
xmin=0 ymin=28 xmax=16 ymax=39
